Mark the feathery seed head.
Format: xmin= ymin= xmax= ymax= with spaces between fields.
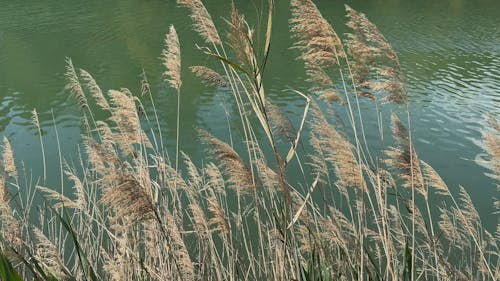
xmin=162 ymin=25 xmax=182 ymax=91
xmin=190 ymin=66 xmax=227 ymax=87
xmin=385 ymin=113 xmax=425 ymax=195
xmin=177 ymin=0 xmax=222 ymax=45
xmin=309 ymin=101 xmax=365 ymax=191
xmin=2 ymin=137 xmax=17 ymax=179
xmin=80 ymin=68 xmax=110 ymax=110
xmin=198 ymin=129 xmax=255 ymax=192
xmin=65 ymin=57 xmax=88 ymax=108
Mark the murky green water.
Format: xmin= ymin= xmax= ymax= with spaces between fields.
xmin=0 ymin=0 xmax=499 ymax=229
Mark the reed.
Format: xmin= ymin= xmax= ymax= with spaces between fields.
xmin=0 ymin=1 xmax=498 ymax=280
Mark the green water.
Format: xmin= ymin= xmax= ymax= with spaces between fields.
xmin=0 ymin=0 xmax=499 ymax=230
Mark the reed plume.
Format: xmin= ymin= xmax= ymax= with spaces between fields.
xmin=0 ymin=176 xmax=6 ymax=203
xmin=65 ymin=170 xmax=87 ymax=210
xmin=79 ymin=69 xmax=110 ymax=110
xmin=421 ymin=161 xmax=449 ymax=194
xmin=177 ymin=0 xmax=221 ymax=46
xmin=204 ymin=162 xmax=226 ymax=195
xmin=108 ymin=89 xmax=141 ymax=156
xmin=152 ymin=159 xmax=183 ymax=193
xmin=101 ymin=176 xmax=155 ymax=223
xmin=0 ymin=2 xmax=496 ymax=280
xmin=162 ymin=25 xmax=182 ymax=91
xmin=0 ymin=190 xmax=21 ymax=247
xmin=385 ymin=113 xmax=425 ymax=195
xmin=182 ymin=151 xmax=202 ymax=189
xmin=32 ymin=227 xmax=69 ymax=280
xmin=83 ymin=135 xmax=121 ymax=188
xmin=0 ymin=171 xmax=19 ymax=250
xmin=227 ymin=4 xmax=255 ymax=69
xmin=95 ymin=120 xmax=118 ymax=149
xmin=309 ymin=101 xmax=365 ymax=191
xmin=32 ymin=108 xmax=47 ymax=181
xmin=37 ymin=186 xmax=79 ymax=210
xmin=165 ymin=210 xmax=195 ymax=281
xmin=483 ymin=117 xmax=499 ymax=182
xmin=309 ymin=133 xmax=329 ymax=184
xmin=189 ymin=202 xmax=209 ymax=237
xmin=207 ymin=189 xmax=229 ymax=235
xmin=140 ymin=70 xmax=151 ymax=97
xmin=251 ymin=141 xmax=279 ymax=189
xmin=290 ymin=0 xmax=345 ymax=67
xmin=31 ymin=108 xmax=40 ymax=129
xmin=198 ymin=129 xmax=255 ymax=192
xmin=345 ymin=5 xmax=405 ymax=104
xmin=65 ymin=57 xmax=88 ymax=108
xmin=290 ymin=0 xmax=345 ymax=103
xmin=190 ymin=65 xmax=227 ymax=87
xmin=266 ymin=102 xmax=297 ymax=144
xmin=2 ymin=137 xmax=17 ymax=179
xmin=319 ymin=89 xmax=345 ymax=105
xmin=438 ymin=208 xmax=465 ymax=248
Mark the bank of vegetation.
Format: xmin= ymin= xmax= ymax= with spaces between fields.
xmin=0 ymin=0 xmax=498 ymax=280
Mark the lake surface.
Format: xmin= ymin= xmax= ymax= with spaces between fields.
xmin=0 ymin=0 xmax=499 ymax=229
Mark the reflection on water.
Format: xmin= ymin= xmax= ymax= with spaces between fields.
xmin=0 ymin=0 xmax=499 ymax=228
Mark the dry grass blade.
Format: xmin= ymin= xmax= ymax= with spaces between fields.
xmin=177 ymin=0 xmax=221 ymax=46
xmin=2 ymin=137 xmax=17 ymax=179
xmin=162 ymin=25 xmax=182 ymax=91
xmin=385 ymin=113 xmax=425 ymax=195
xmin=190 ymin=65 xmax=227 ymax=87
xmin=309 ymin=101 xmax=365 ymax=191
xmin=79 ymin=69 xmax=110 ymax=110
xmin=288 ymin=174 xmax=319 ymax=229
xmin=198 ymin=129 xmax=255 ymax=192
xmin=65 ymin=57 xmax=88 ymax=108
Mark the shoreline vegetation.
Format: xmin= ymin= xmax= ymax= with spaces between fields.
xmin=0 ymin=0 xmax=498 ymax=280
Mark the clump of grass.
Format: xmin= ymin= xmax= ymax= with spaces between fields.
xmin=0 ymin=1 xmax=498 ymax=280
